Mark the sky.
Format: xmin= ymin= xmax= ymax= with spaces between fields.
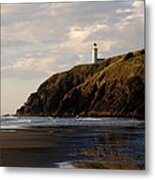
xmin=1 ymin=0 xmax=144 ymax=115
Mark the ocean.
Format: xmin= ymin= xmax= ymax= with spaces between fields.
xmin=0 ymin=117 xmax=145 ymax=169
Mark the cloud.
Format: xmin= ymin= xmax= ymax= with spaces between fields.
xmin=116 ymin=8 xmax=133 ymax=14
xmin=69 ymin=24 xmax=109 ymax=42
xmin=48 ymin=3 xmax=73 ymax=16
xmin=132 ymin=0 xmax=144 ymax=7
xmin=115 ymin=0 xmax=144 ymax=31
xmin=1 ymin=4 xmax=23 ymax=15
xmin=1 ymin=1 xmax=144 ymax=80
xmin=55 ymin=23 xmax=109 ymax=57
xmin=2 ymin=19 xmax=55 ymax=44
xmin=2 ymin=57 xmax=49 ymax=79
xmin=1 ymin=53 xmax=81 ymax=80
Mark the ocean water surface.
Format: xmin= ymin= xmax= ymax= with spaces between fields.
xmin=1 ymin=116 xmax=144 ymax=128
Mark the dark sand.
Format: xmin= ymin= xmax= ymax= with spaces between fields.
xmin=0 ymin=126 xmax=145 ymax=169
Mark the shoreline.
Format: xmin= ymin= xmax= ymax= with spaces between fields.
xmin=2 ymin=114 xmax=145 ymax=120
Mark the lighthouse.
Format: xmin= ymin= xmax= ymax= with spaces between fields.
xmin=92 ymin=42 xmax=105 ymax=64
xmin=92 ymin=43 xmax=98 ymax=64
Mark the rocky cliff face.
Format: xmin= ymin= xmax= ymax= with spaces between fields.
xmin=16 ymin=49 xmax=145 ymax=119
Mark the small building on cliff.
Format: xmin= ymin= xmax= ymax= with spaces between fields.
xmin=92 ymin=43 xmax=105 ymax=64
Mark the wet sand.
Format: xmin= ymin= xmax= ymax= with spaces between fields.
xmin=0 ymin=125 xmax=145 ymax=169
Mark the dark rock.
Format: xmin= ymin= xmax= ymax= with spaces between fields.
xmin=16 ymin=49 xmax=145 ymax=119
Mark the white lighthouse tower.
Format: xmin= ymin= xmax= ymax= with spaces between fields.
xmin=92 ymin=43 xmax=98 ymax=64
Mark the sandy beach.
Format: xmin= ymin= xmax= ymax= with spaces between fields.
xmin=1 ymin=126 xmax=80 ymax=167
xmin=0 ymin=125 xmax=145 ymax=169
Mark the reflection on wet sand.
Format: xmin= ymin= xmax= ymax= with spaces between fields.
xmin=0 ymin=125 xmax=144 ymax=169
xmin=73 ymin=127 xmax=144 ymax=169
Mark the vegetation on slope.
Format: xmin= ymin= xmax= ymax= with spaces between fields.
xmin=16 ymin=49 xmax=145 ymax=119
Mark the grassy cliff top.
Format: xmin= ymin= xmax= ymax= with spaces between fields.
xmin=17 ymin=49 xmax=145 ymax=119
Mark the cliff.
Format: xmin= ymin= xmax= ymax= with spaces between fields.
xmin=16 ymin=49 xmax=145 ymax=119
